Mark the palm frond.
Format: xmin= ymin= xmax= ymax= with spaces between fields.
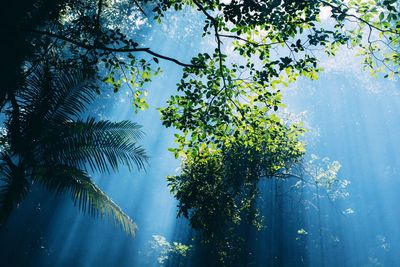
xmin=33 ymin=165 xmax=137 ymax=236
xmin=48 ymin=70 xmax=97 ymax=122
xmin=19 ymin=65 xmax=97 ymax=124
xmin=0 ymin=155 xmax=30 ymax=225
xmin=18 ymin=66 xmax=55 ymax=123
xmin=3 ymin=64 xmax=146 ymax=236
xmin=47 ymin=118 xmax=148 ymax=173
xmin=68 ymin=118 xmax=145 ymax=141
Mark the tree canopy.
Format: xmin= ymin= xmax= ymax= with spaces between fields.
xmin=2 ymin=0 xmax=399 ymax=157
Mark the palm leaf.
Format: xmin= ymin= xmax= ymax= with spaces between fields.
xmin=45 ymin=118 xmax=148 ymax=173
xmin=48 ymin=70 xmax=97 ymax=122
xmin=33 ymin=165 xmax=137 ymax=236
xmin=19 ymin=65 xmax=97 ymax=125
xmin=2 ymin=64 xmax=146 ymax=235
xmin=0 ymin=155 xmax=30 ymax=225
xmin=18 ymin=66 xmax=55 ymax=125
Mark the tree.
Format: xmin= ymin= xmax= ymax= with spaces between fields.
xmin=0 ymin=65 xmax=147 ymax=236
xmin=167 ymin=122 xmax=304 ymax=263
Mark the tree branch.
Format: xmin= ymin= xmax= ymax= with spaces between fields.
xmin=24 ymin=29 xmax=199 ymax=68
xmin=219 ymin=34 xmax=281 ymax=47
xmin=132 ymin=0 xmax=147 ymax=16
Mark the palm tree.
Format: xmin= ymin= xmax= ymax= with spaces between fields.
xmin=0 ymin=65 xmax=147 ymax=236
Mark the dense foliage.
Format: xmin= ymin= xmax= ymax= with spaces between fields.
xmin=168 ymin=120 xmax=304 ymax=262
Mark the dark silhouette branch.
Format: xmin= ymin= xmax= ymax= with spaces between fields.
xmin=132 ymin=0 xmax=147 ymax=16
xmin=24 ymin=29 xmax=199 ymax=68
xmin=219 ymin=34 xmax=282 ymax=47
